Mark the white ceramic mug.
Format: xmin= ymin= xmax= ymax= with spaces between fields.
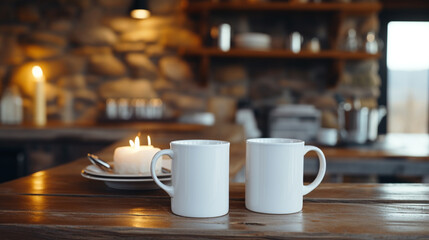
xmin=245 ymin=138 xmax=326 ymax=214
xmin=151 ymin=140 xmax=230 ymax=218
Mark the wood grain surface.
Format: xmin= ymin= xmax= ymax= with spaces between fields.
xmin=1 ymin=130 xmax=429 ymax=239
xmin=0 ymin=159 xmax=429 ymax=239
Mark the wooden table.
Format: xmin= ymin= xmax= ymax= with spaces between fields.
xmin=0 ymin=157 xmax=428 ymax=239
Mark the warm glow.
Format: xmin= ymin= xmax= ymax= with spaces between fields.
xmin=131 ymin=9 xmax=150 ymax=19
xmin=129 ymin=208 xmax=167 ymax=228
xmin=147 ymin=135 xmax=151 ymax=146
xmin=31 ymin=171 xmax=46 ymax=192
xmin=30 ymin=195 xmax=46 ymax=222
xmin=32 ymin=66 xmax=44 ymax=81
xmin=367 ymin=32 xmax=375 ymax=42
xmin=30 ymin=171 xmax=47 ymax=221
xmin=150 ymin=98 xmax=163 ymax=106
xmin=33 ymin=171 xmax=45 ymax=177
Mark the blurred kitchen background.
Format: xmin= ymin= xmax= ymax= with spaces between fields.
xmin=0 ymin=0 xmax=428 ymax=183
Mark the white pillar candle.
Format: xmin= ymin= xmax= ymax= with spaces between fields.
xmin=113 ymin=136 xmax=161 ymax=175
xmin=32 ymin=66 xmax=46 ymax=126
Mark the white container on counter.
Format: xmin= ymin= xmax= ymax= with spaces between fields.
xmin=317 ymin=128 xmax=338 ymax=146
xmin=1 ymin=86 xmax=23 ymax=125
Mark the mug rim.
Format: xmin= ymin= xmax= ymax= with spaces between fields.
xmin=171 ymin=139 xmax=230 ymax=146
xmin=247 ymin=138 xmax=304 ymax=145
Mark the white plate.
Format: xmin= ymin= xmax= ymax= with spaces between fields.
xmin=83 ymin=160 xmax=171 ymax=179
xmin=81 ymin=159 xmax=172 ymax=190
xmin=81 ymin=171 xmax=171 ymax=190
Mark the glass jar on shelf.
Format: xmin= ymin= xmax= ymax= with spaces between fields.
xmin=364 ymin=31 xmax=383 ymax=54
xmin=343 ymin=28 xmax=360 ymax=52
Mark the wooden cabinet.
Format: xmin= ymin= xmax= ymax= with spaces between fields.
xmin=181 ymin=1 xmax=382 ymax=87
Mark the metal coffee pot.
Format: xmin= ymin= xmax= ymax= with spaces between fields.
xmin=367 ymin=106 xmax=387 ymax=142
xmin=338 ymin=101 xmax=386 ymax=144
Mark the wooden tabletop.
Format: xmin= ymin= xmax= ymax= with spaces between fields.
xmin=0 ymin=156 xmax=428 ymax=239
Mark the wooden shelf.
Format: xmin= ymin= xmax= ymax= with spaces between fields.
xmin=186 ymin=2 xmax=382 ymax=13
xmin=183 ymin=1 xmax=382 ymax=85
xmin=179 ymin=47 xmax=381 ymax=60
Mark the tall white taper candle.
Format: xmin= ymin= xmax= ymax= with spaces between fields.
xmin=32 ymin=66 xmax=46 ymax=126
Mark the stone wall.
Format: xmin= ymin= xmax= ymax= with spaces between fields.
xmin=0 ymin=0 xmax=381 ymax=129
xmin=0 ymin=0 xmax=202 ymax=123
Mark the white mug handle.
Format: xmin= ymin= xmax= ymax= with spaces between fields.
xmin=302 ymin=145 xmax=326 ymax=196
xmin=151 ymin=149 xmax=174 ymax=197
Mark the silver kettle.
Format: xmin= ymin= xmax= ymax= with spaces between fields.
xmin=338 ymin=100 xmax=386 ymax=144
xmin=367 ymin=106 xmax=386 ymax=142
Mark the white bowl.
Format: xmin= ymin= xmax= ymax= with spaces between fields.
xmin=235 ymin=33 xmax=271 ymax=50
xmin=317 ymin=128 xmax=338 ymax=146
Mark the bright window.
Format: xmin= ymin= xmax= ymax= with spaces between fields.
xmin=387 ymin=21 xmax=429 ymax=133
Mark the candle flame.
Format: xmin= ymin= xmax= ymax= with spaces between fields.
xmin=32 ymin=66 xmax=44 ymax=80
xmin=135 ymin=136 xmax=140 ymax=148
xmin=129 ymin=135 xmax=151 ymax=148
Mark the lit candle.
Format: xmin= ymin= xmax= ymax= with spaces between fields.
xmin=32 ymin=66 xmax=46 ymax=126
xmin=113 ymin=135 xmax=161 ymax=175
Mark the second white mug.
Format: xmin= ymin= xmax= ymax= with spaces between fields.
xmin=245 ymin=138 xmax=326 ymax=214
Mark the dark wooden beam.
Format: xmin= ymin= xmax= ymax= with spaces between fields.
xmin=381 ymin=0 xmax=429 ymax=9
